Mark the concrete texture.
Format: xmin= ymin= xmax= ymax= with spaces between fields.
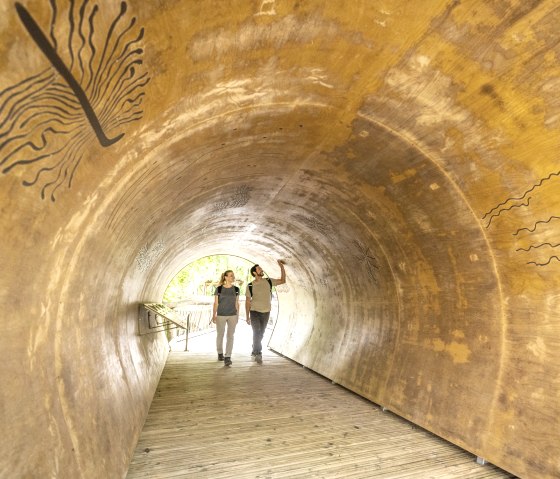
xmin=1 ymin=1 xmax=559 ymax=478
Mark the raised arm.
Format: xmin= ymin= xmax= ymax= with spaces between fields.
xmin=272 ymin=259 xmax=286 ymax=286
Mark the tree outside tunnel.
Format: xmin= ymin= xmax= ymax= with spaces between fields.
xmin=163 ymin=254 xmax=255 ymax=301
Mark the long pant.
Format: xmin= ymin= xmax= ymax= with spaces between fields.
xmin=216 ymin=315 xmax=238 ymax=357
xmin=250 ymin=311 xmax=270 ymax=355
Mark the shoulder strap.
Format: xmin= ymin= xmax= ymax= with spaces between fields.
xmin=216 ymin=285 xmax=222 ymax=295
xmin=266 ymin=278 xmax=272 ymax=290
xmin=234 ymin=286 xmax=240 ymax=295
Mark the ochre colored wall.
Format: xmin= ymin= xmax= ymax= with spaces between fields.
xmin=1 ymin=1 xmax=559 ymax=478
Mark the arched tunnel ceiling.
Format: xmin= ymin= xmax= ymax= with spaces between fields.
xmin=1 ymin=1 xmax=560 ymax=478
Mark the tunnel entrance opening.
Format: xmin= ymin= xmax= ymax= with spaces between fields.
xmin=162 ymin=254 xmax=280 ymax=352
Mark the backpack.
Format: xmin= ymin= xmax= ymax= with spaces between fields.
xmin=247 ymin=278 xmax=272 ymax=297
xmin=216 ymin=285 xmax=240 ymax=296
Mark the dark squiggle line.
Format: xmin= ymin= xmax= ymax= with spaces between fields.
xmin=99 ymin=62 xmax=141 ymax=108
xmin=99 ymin=70 xmax=148 ymax=122
xmin=99 ymin=67 xmax=147 ymax=122
xmin=0 ymin=69 xmax=52 ymax=114
xmin=93 ymin=25 xmax=145 ymax=106
xmin=483 ymin=170 xmax=560 ymax=221
xmin=516 ymin=242 xmax=560 ymax=252
xmin=0 ymin=126 xmax=68 ymax=166
xmin=90 ymin=2 xmax=128 ymax=102
xmin=95 ymin=54 xmax=143 ymax=110
xmin=48 ymin=0 xmax=58 ymax=50
xmin=0 ymin=73 xmax=54 ymax=130
xmin=15 ymin=2 xmax=124 ymax=147
xmin=84 ymin=5 xmax=99 ymax=93
xmin=105 ymin=110 xmax=143 ymax=131
xmin=0 ymin=122 xmax=72 ymax=157
xmin=527 ymin=256 xmax=560 ymax=267
xmin=1 ymin=94 xmax=74 ymax=139
xmin=103 ymin=98 xmax=144 ymax=128
xmin=44 ymin=156 xmax=78 ymax=200
xmin=3 ymin=142 xmax=67 ymax=173
xmin=114 ymin=27 xmax=144 ymax=65
xmin=1 ymin=87 xmax=56 ymax=127
xmin=109 ymin=112 xmax=143 ymax=128
xmin=115 ymin=92 xmax=145 ymax=115
xmin=76 ymin=0 xmax=89 ymax=84
xmin=485 ymin=196 xmax=531 ymax=228
xmin=91 ymin=23 xmax=140 ymax=106
xmin=67 ymin=154 xmax=83 ymax=190
xmin=42 ymin=134 xmax=90 ymax=200
xmin=35 ymin=91 xmax=82 ymax=111
xmin=513 ymin=215 xmax=560 ymax=236
xmin=29 ymin=115 xmax=83 ymax=132
xmin=68 ymin=0 xmax=76 ymax=69
xmin=20 ymin=130 xmax=85 ymax=185
xmin=20 ymin=103 xmax=83 ymax=128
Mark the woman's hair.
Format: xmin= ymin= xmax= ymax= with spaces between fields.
xmin=218 ymin=270 xmax=234 ymax=286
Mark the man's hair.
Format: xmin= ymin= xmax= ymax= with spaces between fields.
xmin=250 ymin=264 xmax=259 ymax=277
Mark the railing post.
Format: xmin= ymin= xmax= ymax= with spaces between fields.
xmin=184 ymin=313 xmax=190 ymax=352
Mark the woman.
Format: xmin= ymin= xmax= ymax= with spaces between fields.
xmin=212 ymin=270 xmax=240 ymax=366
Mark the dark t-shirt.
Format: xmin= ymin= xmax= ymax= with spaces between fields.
xmin=215 ymin=285 xmax=238 ymax=316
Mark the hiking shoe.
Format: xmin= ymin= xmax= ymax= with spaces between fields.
xmin=218 ymin=353 xmax=224 ymax=361
xmin=256 ymin=354 xmax=262 ymax=364
xmin=224 ymin=357 xmax=232 ymax=367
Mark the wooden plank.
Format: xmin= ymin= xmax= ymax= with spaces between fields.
xmin=126 ymin=333 xmax=517 ymax=478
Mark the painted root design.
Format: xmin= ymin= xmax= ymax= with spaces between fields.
xmin=0 ymin=1 xmax=150 ymax=201
xmin=483 ymin=170 xmax=560 ymax=267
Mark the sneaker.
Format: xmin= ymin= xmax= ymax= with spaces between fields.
xmin=256 ymin=354 xmax=262 ymax=364
xmin=251 ymin=354 xmax=256 ymax=362
xmin=224 ymin=357 xmax=232 ymax=367
xmin=218 ymin=353 xmax=224 ymax=361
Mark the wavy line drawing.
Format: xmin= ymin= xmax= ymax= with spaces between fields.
xmin=293 ymin=214 xmax=334 ymax=240
xmin=527 ymin=256 xmax=560 ymax=267
xmin=136 ymin=240 xmax=165 ymax=272
xmin=212 ymin=185 xmax=252 ymax=212
xmin=516 ymin=242 xmax=560 ymax=252
xmin=484 ymin=197 xmax=531 ymax=229
xmin=0 ymin=1 xmax=149 ymax=201
xmin=512 ymin=215 xmax=560 ymax=236
xmin=353 ymin=240 xmax=379 ymax=282
xmin=482 ymin=170 xmax=560 ymax=221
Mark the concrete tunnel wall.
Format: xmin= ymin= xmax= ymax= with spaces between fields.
xmin=1 ymin=1 xmax=559 ymax=478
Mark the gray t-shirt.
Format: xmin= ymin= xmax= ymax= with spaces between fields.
xmin=215 ymin=286 xmax=238 ymax=316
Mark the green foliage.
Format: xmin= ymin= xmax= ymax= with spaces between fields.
xmin=163 ymin=255 xmax=254 ymax=301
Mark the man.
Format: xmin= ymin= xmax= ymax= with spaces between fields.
xmin=245 ymin=259 xmax=286 ymax=364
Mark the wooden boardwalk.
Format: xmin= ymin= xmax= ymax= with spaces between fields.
xmin=126 ymin=329 xmax=517 ymax=479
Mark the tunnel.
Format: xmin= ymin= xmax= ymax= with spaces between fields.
xmin=1 ymin=1 xmax=559 ymax=478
